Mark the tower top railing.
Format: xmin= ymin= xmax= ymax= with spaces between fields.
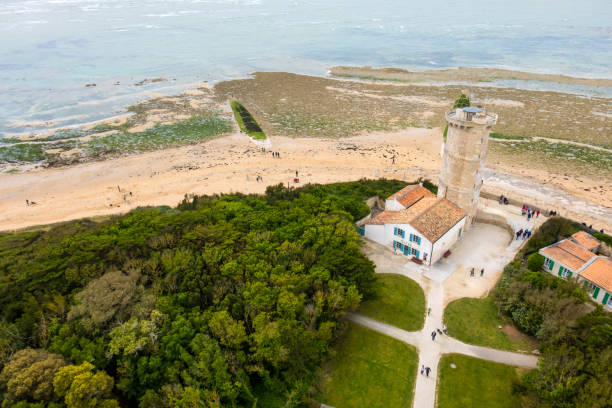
xmin=446 ymin=108 xmax=497 ymax=127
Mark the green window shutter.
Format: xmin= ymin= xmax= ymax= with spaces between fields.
xmin=415 ymin=250 xmax=420 ymax=258
xmin=558 ymin=266 xmax=563 ymax=277
xmin=602 ymin=293 xmax=610 ymax=305
xmin=567 ymin=271 xmax=572 ymax=278
xmin=417 ymin=236 xmax=421 ymax=244
xmin=593 ymin=287 xmax=600 ymax=299
xmin=409 ymin=233 xmax=413 ymax=241
xmin=549 ymin=260 xmax=555 ymax=271
xmin=394 ymin=227 xmax=397 ymax=236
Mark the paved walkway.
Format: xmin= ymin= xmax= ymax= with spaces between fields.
xmin=349 ymin=217 xmax=541 ymax=408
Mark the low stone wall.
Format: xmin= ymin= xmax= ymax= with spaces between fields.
xmin=475 ymin=209 xmax=515 ymax=241
xmin=356 ymin=196 xmax=385 ymax=227
xmin=480 ymin=191 xmax=548 ymax=215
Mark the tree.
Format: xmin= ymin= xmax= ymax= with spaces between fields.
xmin=67 ymin=270 xmax=141 ymax=331
xmin=107 ymin=310 xmax=163 ymax=357
xmin=453 ymin=93 xmax=470 ymax=109
xmin=208 ymin=311 xmax=247 ymax=349
xmin=0 ymin=348 xmax=66 ymax=402
xmin=53 ymin=362 xmax=119 ymax=408
xmin=527 ymin=253 xmax=545 ymax=271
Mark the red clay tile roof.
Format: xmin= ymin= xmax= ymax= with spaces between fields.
xmin=367 ymin=196 xmax=466 ymax=242
xmin=571 ymin=231 xmax=600 ymax=251
xmin=410 ymin=199 xmax=466 ymax=243
xmin=540 ymin=239 xmax=597 ymax=271
xmin=387 ymin=184 xmax=436 ymax=208
xmin=556 ymin=239 xmax=597 ymax=262
xmin=580 ymin=257 xmax=612 ymax=293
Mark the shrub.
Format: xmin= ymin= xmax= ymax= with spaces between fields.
xmin=453 ymin=93 xmax=470 ymax=109
xmin=526 ymin=253 xmax=545 ymax=271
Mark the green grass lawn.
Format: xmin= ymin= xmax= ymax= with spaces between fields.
xmin=437 ymin=354 xmax=523 ymax=408
xmin=358 ymin=273 xmax=426 ymax=331
xmin=317 ymin=322 xmax=418 ymax=408
xmin=444 ymin=297 xmax=536 ymax=352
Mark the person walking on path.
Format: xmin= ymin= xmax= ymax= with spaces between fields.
xmin=470 ymin=268 xmax=475 ymax=277
xmin=431 ymin=331 xmax=436 ymax=341
xmin=443 ymin=324 xmax=447 ymax=335
xmin=536 ymin=210 xmax=540 ymax=218
xmin=25 ymin=199 xmax=29 ymax=206
xmin=516 ymin=229 xmax=523 ymax=240
xmin=425 ymin=367 xmax=431 ymax=377
xmin=428 ymin=307 xmax=431 ymax=316
xmin=420 ymin=365 xmax=424 ymax=375
xmin=295 ymin=170 xmax=298 ymax=177
xmin=480 ymin=268 xmax=484 ymax=277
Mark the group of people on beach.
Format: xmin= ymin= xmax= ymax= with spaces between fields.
xmin=469 ymin=267 xmax=485 ymax=277
xmin=498 ymin=194 xmax=509 ymax=205
xmin=271 ymin=151 xmax=280 ymax=158
xmin=108 ymin=185 xmax=133 ymax=208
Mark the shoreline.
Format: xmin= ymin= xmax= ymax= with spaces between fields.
xmin=3 ymin=66 xmax=612 ymax=140
xmin=329 ymin=66 xmax=612 ymax=88
xmin=1 ymin=129 xmax=610 ymax=234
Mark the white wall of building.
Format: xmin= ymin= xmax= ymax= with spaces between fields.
xmin=538 ymin=250 xmax=579 ymax=278
xmin=385 ymin=198 xmax=405 ymax=211
xmin=430 ymin=218 xmax=466 ymax=265
xmin=364 ymin=224 xmax=385 ymax=244
xmin=365 ymin=222 xmax=434 ymax=264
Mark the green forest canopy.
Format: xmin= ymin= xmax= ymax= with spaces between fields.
xmin=493 ymin=217 xmax=612 ymax=408
xmin=0 ymin=179 xmax=406 ymax=408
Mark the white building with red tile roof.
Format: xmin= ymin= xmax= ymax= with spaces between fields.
xmin=364 ymin=184 xmax=466 ymax=265
xmin=539 ymin=234 xmax=612 ymax=310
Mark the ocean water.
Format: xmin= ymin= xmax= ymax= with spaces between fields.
xmin=1 ymin=0 xmax=611 ymax=137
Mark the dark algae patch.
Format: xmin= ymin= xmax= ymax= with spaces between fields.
xmin=231 ymin=100 xmax=266 ymax=140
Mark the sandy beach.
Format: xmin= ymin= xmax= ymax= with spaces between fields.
xmin=1 ymin=128 xmax=610 ymax=233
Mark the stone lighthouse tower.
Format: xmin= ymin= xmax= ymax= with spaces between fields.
xmin=438 ymin=106 xmax=497 ymax=228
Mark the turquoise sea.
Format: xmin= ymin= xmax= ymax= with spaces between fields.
xmin=1 ymin=0 xmax=611 ymax=137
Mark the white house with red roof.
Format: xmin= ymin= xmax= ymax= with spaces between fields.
xmin=539 ymin=231 xmax=612 ymax=310
xmin=364 ymin=184 xmax=466 ymax=266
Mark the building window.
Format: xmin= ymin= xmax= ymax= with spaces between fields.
xmin=423 ymin=253 xmax=428 ymax=261
xmin=560 ymin=267 xmax=569 ymax=278
xmin=409 ymin=234 xmax=421 ymax=245
xmin=457 ymin=228 xmax=462 ymax=238
xmin=394 ymin=227 xmax=405 ymax=238
xmin=607 ymin=294 xmax=612 ymax=307
xmin=544 ymin=258 xmax=554 ymax=270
